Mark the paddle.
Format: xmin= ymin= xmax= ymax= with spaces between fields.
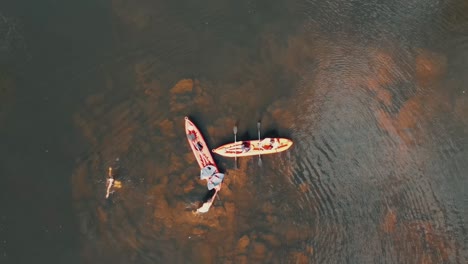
xmin=233 ymin=125 xmax=238 ymax=169
xmin=257 ymin=121 xmax=262 ymax=167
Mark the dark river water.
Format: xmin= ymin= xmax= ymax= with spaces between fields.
xmin=1 ymin=0 xmax=467 ymax=263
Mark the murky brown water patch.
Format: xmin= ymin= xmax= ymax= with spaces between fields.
xmin=72 ymin=68 xmax=316 ymax=262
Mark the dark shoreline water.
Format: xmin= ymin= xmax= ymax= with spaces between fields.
xmin=1 ymin=0 xmax=468 ymax=263
xmin=1 ymin=1 xmax=112 ymax=263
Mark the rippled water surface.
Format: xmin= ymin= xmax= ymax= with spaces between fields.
xmin=1 ymin=0 xmax=468 ymax=263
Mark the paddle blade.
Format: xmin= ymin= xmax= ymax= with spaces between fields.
xmin=256 ymin=121 xmax=262 ymax=167
xmin=257 ymin=121 xmax=262 ymax=138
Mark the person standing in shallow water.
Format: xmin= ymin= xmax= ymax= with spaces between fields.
xmin=105 ymin=167 xmax=114 ymax=199
xmin=105 ymin=161 xmax=122 ymax=199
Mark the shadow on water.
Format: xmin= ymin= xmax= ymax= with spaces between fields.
xmin=67 ymin=0 xmax=468 ymax=263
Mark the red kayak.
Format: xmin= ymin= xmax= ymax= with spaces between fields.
xmin=185 ymin=117 xmax=217 ymax=169
xmin=212 ymin=138 xmax=293 ymax=157
xmin=212 ymin=121 xmax=293 ymax=161
xmin=184 ymin=117 xmax=224 ymax=213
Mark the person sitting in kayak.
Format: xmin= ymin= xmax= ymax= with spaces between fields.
xmin=271 ymin=138 xmax=279 ymax=149
xmin=196 ymin=141 xmax=203 ymax=151
xmin=241 ymin=141 xmax=251 ymax=153
xmin=261 ymin=138 xmax=274 ymax=150
xmin=187 ymin=130 xmax=196 ymax=141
